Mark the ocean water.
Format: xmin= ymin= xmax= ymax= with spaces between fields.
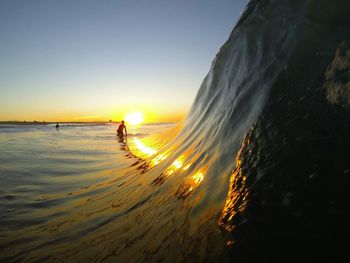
xmin=0 ymin=123 xmax=178 ymax=261
xmin=1 ymin=0 xmax=350 ymax=262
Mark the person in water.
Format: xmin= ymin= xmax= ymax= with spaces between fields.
xmin=117 ymin=120 xmax=127 ymax=136
xmin=56 ymin=123 xmax=60 ymax=128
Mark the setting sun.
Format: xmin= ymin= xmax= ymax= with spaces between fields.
xmin=125 ymin=113 xmax=144 ymax=125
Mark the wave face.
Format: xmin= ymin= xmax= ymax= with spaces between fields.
xmin=151 ymin=0 xmax=350 ymax=260
xmin=147 ymin=0 xmax=350 ymax=261
xmin=1 ymin=0 xmax=350 ymax=262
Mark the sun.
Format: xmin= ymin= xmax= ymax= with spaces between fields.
xmin=125 ymin=112 xmax=144 ymax=125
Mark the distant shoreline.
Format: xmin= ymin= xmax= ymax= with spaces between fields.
xmin=0 ymin=121 xmax=114 ymax=125
xmin=0 ymin=121 xmax=176 ymax=125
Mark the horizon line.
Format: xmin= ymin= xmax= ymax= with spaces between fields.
xmin=0 ymin=120 xmax=177 ymax=124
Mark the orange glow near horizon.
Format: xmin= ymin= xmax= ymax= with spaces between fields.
xmin=0 ymin=108 xmax=186 ymax=123
xmin=0 ymin=96 xmax=189 ymax=123
xmin=107 ymin=103 xmax=187 ymax=124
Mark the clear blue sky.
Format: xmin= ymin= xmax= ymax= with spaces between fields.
xmin=0 ymin=0 xmax=248 ymax=122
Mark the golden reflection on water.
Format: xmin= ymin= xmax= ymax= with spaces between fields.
xmin=133 ymin=138 xmax=157 ymax=156
xmin=172 ymin=158 xmax=183 ymax=169
xmin=129 ymin=122 xmax=186 ymax=173
xmin=219 ymin=134 xmax=250 ymax=232
xmin=183 ymin=164 xmax=191 ymax=171
xmin=152 ymin=151 xmax=195 ymax=186
xmin=165 ymin=155 xmax=184 ymax=174
xmin=175 ymin=168 xmax=207 ymax=199
xmin=150 ymin=153 xmax=168 ymax=167
xmin=131 ymin=137 xmax=169 ymax=167
xmin=130 ymin=134 xmax=205 ymax=199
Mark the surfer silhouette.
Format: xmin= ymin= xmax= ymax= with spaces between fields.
xmin=117 ymin=120 xmax=127 ymax=137
xmin=56 ymin=123 xmax=60 ymax=128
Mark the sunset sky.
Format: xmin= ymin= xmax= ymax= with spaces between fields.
xmin=0 ymin=0 xmax=248 ymax=123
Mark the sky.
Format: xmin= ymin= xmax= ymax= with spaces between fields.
xmin=0 ymin=0 xmax=248 ymax=122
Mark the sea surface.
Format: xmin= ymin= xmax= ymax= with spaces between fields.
xmin=0 ymin=123 xmax=179 ymax=262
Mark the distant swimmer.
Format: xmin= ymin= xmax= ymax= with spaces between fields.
xmin=56 ymin=123 xmax=60 ymax=128
xmin=117 ymin=120 xmax=127 ymax=136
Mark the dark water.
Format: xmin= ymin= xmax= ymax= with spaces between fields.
xmin=1 ymin=0 xmax=350 ymax=262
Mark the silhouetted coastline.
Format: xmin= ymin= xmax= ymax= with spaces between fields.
xmin=0 ymin=121 xmax=115 ymax=125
